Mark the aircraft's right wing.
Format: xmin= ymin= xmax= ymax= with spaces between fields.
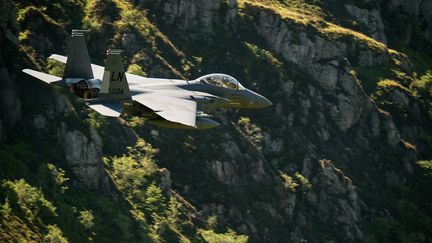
xmin=132 ymin=92 xmax=197 ymax=127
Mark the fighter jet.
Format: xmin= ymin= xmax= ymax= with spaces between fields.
xmin=23 ymin=30 xmax=272 ymax=130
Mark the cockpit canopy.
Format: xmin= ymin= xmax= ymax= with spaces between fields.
xmin=198 ymin=74 xmax=244 ymax=90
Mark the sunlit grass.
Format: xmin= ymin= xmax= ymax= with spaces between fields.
xmin=239 ymin=0 xmax=389 ymax=53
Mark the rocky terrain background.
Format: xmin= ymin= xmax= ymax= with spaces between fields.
xmin=1 ymin=0 xmax=432 ymax=242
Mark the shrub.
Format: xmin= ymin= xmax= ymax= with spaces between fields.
xmin=145 ymin=184 xmax=166 ymax=218
xmin=199 ymin=229 xmax=248 ymax=243
xmin=3 ymin=179 xmax=57 ymax=221
xmin=206 ymin=215 xmax=218 ymax=230
xmin=78 ymin=209 xmax=95 ymax=230
xmin=47 ymin=59 xmax=65 ymax=77
xmin=294 ymin=172 xmax=312 ymax=192
xmin=86 ymin=112 xmax=107 ymax=130
xmin=377 ymin=79 xmax=410 ymax=93
xmin=412 ymin=71 xmax=432 ymax=95
xmin=44 ymin=225 xmax=68 ymax=243
xmin=127 ymin=64 xmax=147 ymax=76
xmin=281 ymin=172 xmax=299 ymax=192
xmin=107 ymin=139 xmax=158 ymax=195
xmin=237 ymin=117 xmax=263 ymax=147
xmin=47 ymin=163 xmax=70 ymax=194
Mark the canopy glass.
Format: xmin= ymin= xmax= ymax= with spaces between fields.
xmin=198 ymin=74 xmax=244 ymax=90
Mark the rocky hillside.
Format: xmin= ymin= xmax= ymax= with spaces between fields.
xmin=1 ymin=0 xmax=432 ymax=242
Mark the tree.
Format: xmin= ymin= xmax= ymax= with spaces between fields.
xmin=78 ymin=210 xmax=95 ymax=230
xmin=3 ymin=179 xmax=57 ymax=221
xmin=44 ymin=225 xmax=68 ymax=243
xmin=145 ymin=184 xmax=166 ymax=218
xmin=78 ymin=209 xmax=95 ymax=240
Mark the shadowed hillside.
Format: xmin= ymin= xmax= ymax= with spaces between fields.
xmin=1 ymin=0 xmax=432 ymax=242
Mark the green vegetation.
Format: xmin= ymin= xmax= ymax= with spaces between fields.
xmin=412 ymin=71 xmax=432 ymax=96
xmin=0 ymin=179 xmax=57 ymax=242
xmin=417 ymin=160 xmax=432 ymax=174
xmin=103 ymin=139 xmax=249 ymax=241
xmin=353 ymin=66 xmax=394 ymax=94
xmin=280 ymin=172 xmax=299 ymax=192
xmin=280 ymin=171 xmax=311 ymax=193
xmin=47 ymin=60 xmax=66 ymax=77
xmin=244 ymin=42 xmax=284 ymax=71
xmin=47 ymin=164 xmax=69 ymax=189
xmin=199 ymin=229 xmax=248 ymax=243
xmin=3 ymin=179 xmax=57 ymax=220
xmin=377 ymin=79 xmax=411 ymax=93
xmin=83 ymin=0 xmax=104 ymax=30
xmin=78 ymin=210 xmax=95 ymax=230
xmin=127 ymin=63 xmax=147 ymax=76
xmin=239 ymin=0 xmax=387 ymax=52
xmin=237 ymin=117 xmax=263 ymax=149
xmin=294 ymin=172 xmax=312 ymax=192
xmin=4 ymin=0 xmax=432 ymax=242
xmin=44 ymin=225 xmax=69 ymax=243
xmin=364 ymin=217 xmax=417 ymax=243
xmin=0 ymin=138 xmax=248 ymax=242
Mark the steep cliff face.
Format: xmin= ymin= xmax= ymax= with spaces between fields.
xmin=1 ymin=0 xmax=432 ymax=242
xmin=140 ymin=0 xmax=432 ymax=242
xmin=385 ymin=0 xmax=432 ymax=43
xmin=0 ymin=0 xmax=21 ymax=134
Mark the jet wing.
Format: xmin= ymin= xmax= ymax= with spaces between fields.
xmin=132 ymin=93 xmax=197 ymax=127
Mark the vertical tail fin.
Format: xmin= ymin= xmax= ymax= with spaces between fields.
xmin=63 ymin=30 xmax=93 ymax=79
xmin=100 ymin=49 xmax=130 ymax=100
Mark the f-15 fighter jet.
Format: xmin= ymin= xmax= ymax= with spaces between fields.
xmin=23 ymin=30 xmax=272 ymax=130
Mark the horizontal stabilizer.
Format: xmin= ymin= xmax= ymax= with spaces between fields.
xmin=49 ymin=54 xmax=67 ymax=63
xmin=22 ymin=69 xmax=66 ymax=87
xmin=87 ymin=101 xmax=123 ymax=117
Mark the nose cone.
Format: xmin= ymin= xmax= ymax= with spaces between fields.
xmin=256 ymin=95 xmax=273 ymax=108
xmin=247 ymin=89 xmax=272 ymax=108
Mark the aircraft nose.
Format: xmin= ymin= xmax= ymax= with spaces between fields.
xmin=255 ymin=94 xmax=273 ymax=108
xmin=246 ymin=89 xmax=272 ymax=108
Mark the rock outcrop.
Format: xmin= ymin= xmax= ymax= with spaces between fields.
xmin=345 ymin=4 xmax=387 ymax=44
xmin=150 ymin=0 xmax=238 ymax=34
xmin=0 ymin=0 xmax=21 ymax=131
xmin=57 ymin=123 xmax=110 ymax=191
xmin=0 ymin=0 xmax=112 ymax=193
xmin=384 ymin=0 xmax=432 ymax=43
xmin=142 ymin=1 xmax=425 ymax=242
xmin=307 ymin=160 xmax=363 ymax=241
xmin=2 ymin=0 xmax=431 ymax=242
